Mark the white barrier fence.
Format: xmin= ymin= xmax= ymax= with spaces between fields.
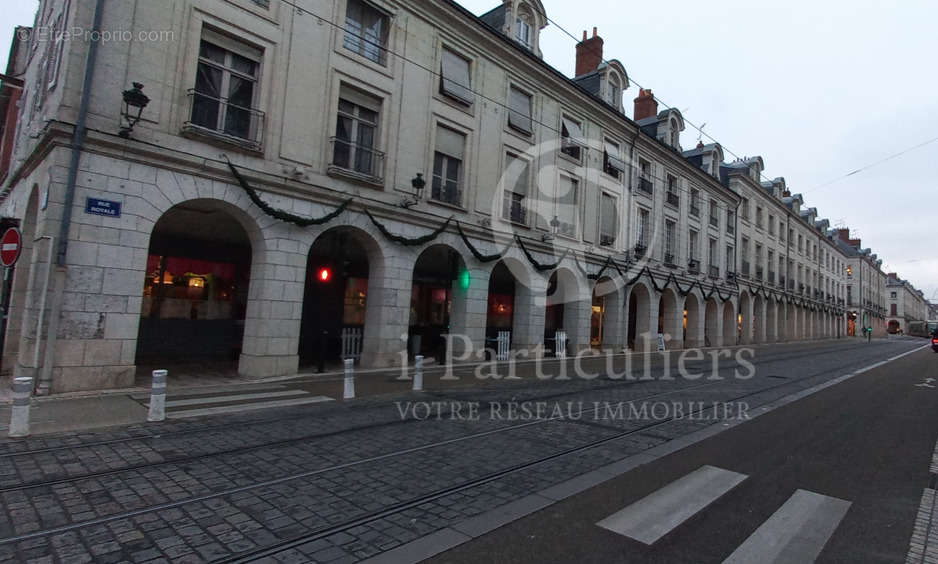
xmin=341 ymin=327 xmax=362 ymax=362
xmin=496 ymin=331 xmax=511 ymax=361
xmin=555 ymin=330 xmax=567 ymax=358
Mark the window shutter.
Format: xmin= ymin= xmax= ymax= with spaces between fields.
xmin=435 ymin=126 xmax=465 ymax=160
xmin=561 ymin=117 xmax=585 ymax=146
xmin=508 ymin=87 xmax=532 ymax=133
xmin=604 ymin=141 xmax=626 ymax=172
xmin=440 ymin=50 xmax=473 ymax=104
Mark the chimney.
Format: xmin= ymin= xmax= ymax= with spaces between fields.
xmin=836 ymin=228 xmax=850 ymax=243
xmin=888 ymin=272 xmax=897 ymax=279
xmin=575 ymin=27 xmax=603 ymax=77
xmin=782 ymin=190 xmax=791 ymax=197
xmin=633 ymin=88 xmax=658 ymax=121
xmin=849 ymin=238 xmax=861 ymax=248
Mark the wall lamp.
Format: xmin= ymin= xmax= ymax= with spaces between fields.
xmin=400 ymin=173 xmax=426 ymax=208
xmin=119 ymin=82 xmax=150 ymax=138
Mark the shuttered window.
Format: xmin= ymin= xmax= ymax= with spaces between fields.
xmin=440 ymin=49 xmax=472 ymax=105
xmin=508 ymin=87 xmax=532 ymax=134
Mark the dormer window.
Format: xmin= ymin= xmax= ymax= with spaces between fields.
xmin=605 ymin=74 xmax=620 ymax=108
xmin=515 ymin=14 xmax=532 ymax=48
xmin=670 ymin=118 xmax=679 ymax=148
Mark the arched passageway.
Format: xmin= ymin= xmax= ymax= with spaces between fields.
xmin=407 ymin=245 xmax=468 ymax=362
xmin=722 ymin=301 xmax=737 ymax=346
xmin=627 ymin=283 xmax=652 ymax=350
xmin=137 ymin=201 xmax=253 ymax=366
xmin=299 ymin=227 xmax=377 ymax=367
xmin=684 ymin=293 xmax=701 ymax=348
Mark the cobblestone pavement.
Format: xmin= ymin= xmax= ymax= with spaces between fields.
xmin=0 ymin=339 xmax=924 ymax=563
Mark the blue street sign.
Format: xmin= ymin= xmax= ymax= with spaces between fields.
xmin=84 ymin=198 xmax=122 ymax=217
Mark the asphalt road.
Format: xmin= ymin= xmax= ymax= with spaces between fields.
xmin=429 ymin=342 xmax=938 ymax=563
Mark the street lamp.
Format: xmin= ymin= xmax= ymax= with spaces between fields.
xmin=119 ymin=82 xmax=150 ymax=138
xmin=400 ymin=173 xmax=426 ymax=208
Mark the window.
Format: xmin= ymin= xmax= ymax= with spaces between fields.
xmin=440 ymin=48 xmax=472 ymax=105
xmin=890 ymin=304 xmax=897 ymax=316
xmin=502 ymin=153 xmax=528 ymax=224
xmin=709 ymin=238 xmax=718 ymax=272
xmin=726 ymin=245 xmax=735 ymax=273
xmin=664 ymin=220 xmax=676 ymax=264
xmin=741 ymin=197 xmax=750 ymax=220
xmin=709 ymin=199 xmax=719 ymax=227
xmin=798 ymin=234 xmax=803 ymax=253
xmin=508 ymin=86 xmax=532 ymax=134
xmin=561 ymin=117 xmax=585 ymax=160
xmin=515 ymin=14 xmax=532 ymax=48
xmin=604 ymin=140 xmax=626 ymax=179
xmin=890 ymin=291 xmax=897 ymax=299
xmin=637 ymin=208 xmax=649 ymax=248
xmin=690 ymin=189 xmax=700 ymax=217
xmin=780 ymin=225 xmax=785 ymax=242
xmin=768 ymin=214 xmax=775 ymax=236
xmin=600 ymin=193 xmax=617 ymax=246
xmin=741 ymin=236 xmax=749 ymax=274
xmin=670 ymin=118 xmax=680 ymax=148
xmin=554 ymin=177 xmax=578 ymax=237
xmin=344 ymin=0 xmax=389 ymax=65
xmin=638 ymin=159 xmax=652 ymax=193
xmin=333 ymin=86 xmax=382 ymax=178
xmin=605 ymin=74 xmax=620 ymax=108
xmin=756 ymin=207 xmax=764 ymax=229
xmin=726 ymin=210 xmax=735 ymax=234
xmin=431 ymin=126 xmax=465 ymax=205
xmin=689 ymin=229 xmax=699 ymax=262
xmin=666 ymin=175 xmax=679 ymax=207
xmin=191 ymin=31 xmax=261 ymax=142
xmin=46 ymin=11 xmax=64 ymax=90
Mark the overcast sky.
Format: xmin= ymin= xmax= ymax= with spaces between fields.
xmin=2 ymin=0 xmax=937 ymax=301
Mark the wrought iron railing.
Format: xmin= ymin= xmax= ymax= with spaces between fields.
xmin=182 ymin=89 xmax=266 ymax=150
xmin=328 ymin=137 xmax=386 ymax=181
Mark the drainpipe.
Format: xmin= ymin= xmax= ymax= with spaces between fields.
xmin=37 ymin=0 xmax=105 ymax=394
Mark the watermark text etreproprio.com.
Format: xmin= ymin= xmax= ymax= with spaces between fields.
xmin=21 ymin=26 xmax=176 ymax=44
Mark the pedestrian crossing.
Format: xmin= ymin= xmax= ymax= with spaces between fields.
xmin=136 ymin=385 xmax=334 ymax=419
xmin=596 ymin=465 xmax=851 ymax=562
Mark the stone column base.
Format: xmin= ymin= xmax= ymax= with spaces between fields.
xmin=238 ymin=354 xmax=299 ymax=378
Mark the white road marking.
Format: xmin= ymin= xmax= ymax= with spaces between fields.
xmin=596 ymin=465 xmax=747 ymax=545
xmin=153 ymin=389 xmax=308 ymax=408
xmin=167 ymin=395 xmax=333 ymax=419
xmin=722 ymin=489 xmax=851 ymax=564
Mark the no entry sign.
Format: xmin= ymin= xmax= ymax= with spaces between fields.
xmin=0 ymin=227 xmax=22 ymax=267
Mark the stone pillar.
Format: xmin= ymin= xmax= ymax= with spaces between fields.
xmin=564 ymin=295 xmax=593 ymax=354
xmin=512 ymin=274 xmax=547 ymax=358
xmin=599 ymin=286 xmax=623 ymax=352
xmin=360 ymin=253 xmax=414 ymax=368
xmin=448 ymin=265 xmax=490 ymax=358
xmin=660 ymin=295 xmax=684 ymax=351
xmin=637 ymin=294 xmax=660 ymax=352
xmin=753 ymin=300 xmax=766 ymax=344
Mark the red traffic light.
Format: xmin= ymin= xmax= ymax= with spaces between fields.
xmin=317 ymin=267 xmax=332 ymax=282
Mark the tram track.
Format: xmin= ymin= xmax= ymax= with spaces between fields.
xmin=0 ymin=339 xmax=915 ymax=555
xmin=0 ymin=340 xmax=868 ymax=494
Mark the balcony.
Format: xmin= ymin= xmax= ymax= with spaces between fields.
xmin=182 ymin=89 xmax=266 ymax=151
xmin=690 ymin=204 xmax=700 ymax=217
xmin=768 ymin=271 xmax=775 ymax=284
xmin=328 ymin=137 xmax=386 ymax=184
xmin=741 ymin=261 xmax=751 ymax=276
xmin=638 ymin=177 xmax=654 ymax=194
xmin=778 ymin=275 xmax=786 ymax=288
xmin=788 ymin=279 xmax=795 ymax=290
xmin=599 ymin=234 xmax=615 ymax=247
xmin=688 ymin=259 xmax=700 ymax=273
xmin=666 ymin=191 xmax=680 ymax=207
xmin=664 ymin=253 xmax=676 ymax=266
xmin=634 ymin=244 xmax=646 ymax=259
xmin=756 ymin=266 xmax=764 ymax=280
xmin=709 ymin=265 xmax=720 ymax=278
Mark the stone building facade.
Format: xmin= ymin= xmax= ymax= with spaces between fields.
xmin=0 ymin=0 xmax=881 ymax=393
xmin=886 ymin=273 xmax=927 ymax=334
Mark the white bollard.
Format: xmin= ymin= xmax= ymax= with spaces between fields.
xmin=413 ymin=355 xmax=424 ymax=391
xmin=148 ymin=370 xmax=167 ymax=422
xmin=343 ymin=358 xmax=355 ymax=399
xmin=8 ymin=377 xmax=33 ymax=438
